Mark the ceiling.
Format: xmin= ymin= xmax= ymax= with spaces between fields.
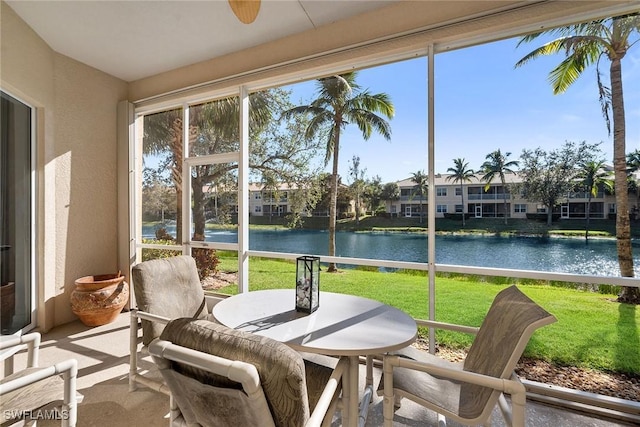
xmin=6 ymin=0 xmax=397 ymax=82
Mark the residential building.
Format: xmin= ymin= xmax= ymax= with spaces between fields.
xmin=390 ymin=172 xmax=618 ymax=220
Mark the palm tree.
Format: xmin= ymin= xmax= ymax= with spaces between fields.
xmin=349 ymin=156 xmax=367 ymax=225
xmin=577 ymin=160 xmax=613 ymax=240
xmin=410 ymin=170 xmax=428 ymax=224
xmin=515 ymin=14 xmax=640 ymax=303
xmin=479 ymin=150 xmax=519 ymax=225
xmin=627 ymin=149 xmax=640 ymax=215
xmin=282 ymin=72 xmax=394 ymax=272
xmin=446 ymin=158 xmax=475 ymax=226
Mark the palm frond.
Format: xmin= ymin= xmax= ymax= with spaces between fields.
xmin=548 ymin=55 xmax=586 ymax=94
xmin=515 ymin=39 xmax=566 ymax=68
xmin=596 ymin=68 xmax=612 ymax=135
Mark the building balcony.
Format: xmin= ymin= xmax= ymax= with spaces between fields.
xmin=467 ymin=194 xmax=511 ymax=200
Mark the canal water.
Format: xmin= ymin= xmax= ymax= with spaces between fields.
xmin=142 ymin=226 xmax=640 ymax=276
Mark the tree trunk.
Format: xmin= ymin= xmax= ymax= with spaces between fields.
xmin=611 ymin=56 xmax=639 ymax=303
xmin=171 ymin=124 xmax=183 ymax=242
xmin=502 ymin=183 xmax=508 ymax=226
xmin=327 ymin=128 xmax=340 ymax=273
xmin=460 ymin=183 xmax=465 ymax=227
xmin=355 ymin=191 xmax=360 ymax=225
xmin=585 ymin=198 xmax=591 ymax=241
xmin=546 ymin=208 xmax=553 ymax=226
xmin=192 ymin=174 xmax=205 ymax=238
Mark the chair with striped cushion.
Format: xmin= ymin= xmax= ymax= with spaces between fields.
xmin=381 ymin=285 xmax=556 ymax=427
xmin=149 ymin=317 xmax=347 ymax=427
xmin=1 ymin=332 xmax=80 ymax=427
xmin=128 ymin=255 xmax=228 ymax=393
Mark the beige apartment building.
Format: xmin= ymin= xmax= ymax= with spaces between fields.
xmin=390 ymin=172 xmax=620 ymax=220
xmin=246 ymin=171 xmax=621 ymax=221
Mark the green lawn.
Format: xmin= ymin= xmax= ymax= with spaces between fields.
xmin=213 ymin=253 xmax=640 ymax=375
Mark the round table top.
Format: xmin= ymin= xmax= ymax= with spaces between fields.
xmin=212 ymin=289 xmax=417 ymax=356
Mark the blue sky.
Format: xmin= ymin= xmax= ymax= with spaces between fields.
xmin=284 ymin=35 xmax=640 ymax=184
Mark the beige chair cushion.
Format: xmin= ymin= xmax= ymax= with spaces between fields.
xmin=160 ymin=318 xmax=311 ymax=427
xmin=461 ymin=285 xmax=554 ymax=418
xmin=384 ymin=286 xmax=555 ymax=421
xmin=379 ymin=346 xmax=467 ymax=415
xmin=132 ymin=256 xmax=207 ymax=345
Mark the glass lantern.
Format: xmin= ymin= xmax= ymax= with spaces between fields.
xmin=295 ymin=256 xmax=320 ymax=313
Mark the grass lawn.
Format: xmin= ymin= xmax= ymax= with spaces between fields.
xmin=213 ymin=253 xmax=640 ymax=376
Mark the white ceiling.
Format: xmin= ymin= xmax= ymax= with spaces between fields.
xmin=6 ymin=0 xmax=397 ymax=82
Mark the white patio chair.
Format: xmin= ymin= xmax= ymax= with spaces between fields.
xmin=0 ymin=332 xmax=79 ymax=427
xmin=149 ymin=317 xmax=348 ymax=427
xmin=128 ymin=255 xmax=228 ymax=393
xmin=381 ymin=285 xmax=557 ymax=427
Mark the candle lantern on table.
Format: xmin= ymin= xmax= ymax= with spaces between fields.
xmin=295 ymin=256 xmax=320 ymax=313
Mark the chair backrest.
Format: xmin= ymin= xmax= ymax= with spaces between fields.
xmin=132 ymin=256 xmax=207 ymax=345
xmin=158 ymin=317 xmax=311 ymax=427
xmin=460 ymin=285 xmax=556 ymax=419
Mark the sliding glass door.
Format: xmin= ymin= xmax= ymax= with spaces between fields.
xmin=1 ymin=91 xmax=34 ymax=335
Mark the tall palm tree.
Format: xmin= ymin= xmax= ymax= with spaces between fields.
xmin=282 ymin=72 xmax=394 ymax=272
xmin=446 ymin=158 xmax=475 ymax=226
xmin=577 ymin=160 xmax=613 ymax=240
xmin=410 ymin=170 xmax=428 ymax=224
xmin=480 ymin=150 xmax=519 ymax=225
xmin=515 ymin=14 xmax=640 ymax=303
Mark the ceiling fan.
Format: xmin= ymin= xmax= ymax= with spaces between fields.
xmin=228 ymin=0 xmax=261 ymax=24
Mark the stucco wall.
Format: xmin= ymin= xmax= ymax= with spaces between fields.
xmin=1 ymin=2 xmax=128 ymax=330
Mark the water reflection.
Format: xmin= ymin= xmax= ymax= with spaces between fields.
xmin=142 ymin=226 xmax=639 ymax=276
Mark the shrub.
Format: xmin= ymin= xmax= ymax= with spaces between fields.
xmin=141 ymin=239 xmax=180 ymax=262
xmin=142 ymin=232 xmax=220 ymax=280
xmin=192 ymin=248 xmax=220 ymax=279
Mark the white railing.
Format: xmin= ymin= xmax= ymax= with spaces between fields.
xmin=247 ymin=249 xmax=640 ymax=288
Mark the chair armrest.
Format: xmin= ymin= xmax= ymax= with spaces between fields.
xmin=306 ymin=356 xmax=349 ymax=427
xmin=131 ymin=309 xmax=171 ymax=325
xmin=148 ymin=338 xmax=262 ymax=395
xmin=384 ymin=355 xmax=525 ymax=396
xmin=0 ymin=358 xmax=78 ymax=394
xmin=0 ymin=332 xmax=40 ymax=367
xmin=415 ymin=319 xmax=479 ymax=335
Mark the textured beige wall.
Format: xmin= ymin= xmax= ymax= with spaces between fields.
xmin=1 ymin=2 xmax=128 ymax=330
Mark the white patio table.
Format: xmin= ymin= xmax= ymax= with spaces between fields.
xmin=212 ymin=289 xmax=417 ymax=427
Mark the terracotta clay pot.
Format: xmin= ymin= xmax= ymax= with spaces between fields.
xmin=71 ymin=274 xmax=129 ymax=327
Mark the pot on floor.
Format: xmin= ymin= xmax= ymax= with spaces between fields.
xmin=71 ymin=273 xmax=129 ymax=327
